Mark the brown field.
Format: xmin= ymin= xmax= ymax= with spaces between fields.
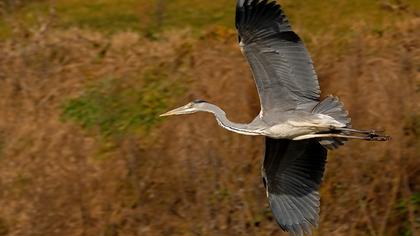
xmin=0 ymin=1 xmax=419 ymax=236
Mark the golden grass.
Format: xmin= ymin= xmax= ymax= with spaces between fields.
xmin=0 ymin=8 xmax=419 ymax=236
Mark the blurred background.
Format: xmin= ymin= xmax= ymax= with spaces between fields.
xmin=0 ymin=0 xmax=419 ymax=235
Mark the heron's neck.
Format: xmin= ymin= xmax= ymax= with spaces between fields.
xmin=202 ymin=104 xmax=260 ymax=136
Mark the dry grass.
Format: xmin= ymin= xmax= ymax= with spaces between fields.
xmin=0 ymin=13 xmax=419 ymax=236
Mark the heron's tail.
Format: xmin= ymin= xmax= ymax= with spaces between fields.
xmin=312 ymin=96 xmax=351 ymax=149
xmin=312 ymin=96 xmax=351 ymax=127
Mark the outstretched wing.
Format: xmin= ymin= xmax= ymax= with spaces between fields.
xmin=263 ymin=138 xmax=327 ymax=235
xmin=236 ymin=0 xmax=320 ymax=115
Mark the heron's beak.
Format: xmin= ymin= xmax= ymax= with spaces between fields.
xmin=159 ymin=105 xmax=191 ymax=117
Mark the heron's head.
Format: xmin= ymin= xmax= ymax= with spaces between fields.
xmin=160 ymin=99 xmax=209 ymax=117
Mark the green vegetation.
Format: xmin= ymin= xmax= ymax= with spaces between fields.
xmin=0 ymin=19 xmax=11 ymax=38
xmin=1 ymin=0 xmax=418 ymax=39
xmin=2 ymin=0 xmax=142 ymax=33
xmin=395 ymin=192 xmax=420 ymax=236
xmin=61 ymin=67 xmax=185 ymax=137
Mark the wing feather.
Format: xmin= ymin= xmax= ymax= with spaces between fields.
xmin=236 ymin=0 xmax=321 ymax=115
xmin=263 ymin=138 xmax=327 ymax=235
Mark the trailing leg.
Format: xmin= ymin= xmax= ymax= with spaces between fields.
xmin=294 ymin=133 xmax=391 ymax=141
xmin=331 ymin=127 xmax=385 ymax=135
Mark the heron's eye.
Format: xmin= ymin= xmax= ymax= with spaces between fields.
xmin=192 ymin=99 xmax=207 ymax=104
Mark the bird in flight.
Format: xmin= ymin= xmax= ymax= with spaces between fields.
xmin=161 ymin=0 xmax=390 ymax=235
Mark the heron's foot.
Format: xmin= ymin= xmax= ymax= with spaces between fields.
xmin=366 ymin=132 xmax=391 ymax=141
xmin=367 ymin=129 xmax=386 ymax=135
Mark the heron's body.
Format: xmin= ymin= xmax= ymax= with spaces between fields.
xmin=263 ymin=114 xmax=344 ymax=139
xmin=210 ymin=106 xmax=345 ymax=139
xmin=161 ymin=1 xmax=389 ymax=235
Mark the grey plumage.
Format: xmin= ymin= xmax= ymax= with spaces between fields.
xmin=313 ymin=96 xmax=351 ymax=149
xmin=236 ymin=0 xmax=320 ymax=115
xmin=160 ymin=1 xmax=389 ymax=235
xmin=264 ymin=138 xmax=326 ymax=236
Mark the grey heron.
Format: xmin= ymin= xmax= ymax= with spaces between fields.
xmin=160 ymin=0 xmax=390 ymax=235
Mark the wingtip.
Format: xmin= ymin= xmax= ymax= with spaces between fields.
xmin=280 ymin=222 xmax=315 ymax=236
xmin=269 ymin=193 xmax=319 ymax=236
xmin=236 ymin=0 xmax=292 ymax=34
